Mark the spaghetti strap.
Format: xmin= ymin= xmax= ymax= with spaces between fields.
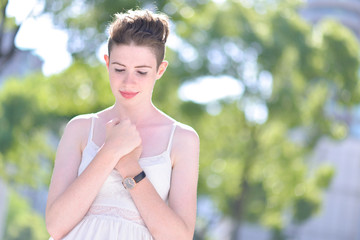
xmin=166 ymin=123 xmax=177 ymax=153
xmin=87 ymin=115 xmax=96 ymax=144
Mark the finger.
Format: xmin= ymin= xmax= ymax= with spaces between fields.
xmin=106 ymin=118 xmax=120 ymax=128
xmin=120 ymin=118 xmax=131 ymax=125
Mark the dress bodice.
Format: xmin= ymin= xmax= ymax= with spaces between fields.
xmin=77 ymin=115 xmax=175 ymax=225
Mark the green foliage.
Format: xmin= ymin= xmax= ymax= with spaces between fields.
xmin=162 ymin=0 xmax=359 ymax=237
xmin=0 ymin=61 xmax=112 ymax=185
xmin=35 ymin=61 xmax=112 ymax=117
xmin=0 ymin=75 xmax=53 ymax=186
xmin=3 ymin=191 xmax=48 ymax=240
xmin=314 ymin=164 xmax=335 ymax=189
xmin=292 ymin=195 xmax=320 ymax=224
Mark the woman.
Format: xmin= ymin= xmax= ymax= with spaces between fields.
xmin=46 ymin=9 xmax=199 ymax=240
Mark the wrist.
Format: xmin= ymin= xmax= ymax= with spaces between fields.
xmin=116 ymin=162 xmax=143 ymax=179
xmin=100 ymin=143 xmax=127 ymax=161
xmin=123 ymin=170 xmax=146 ymax=190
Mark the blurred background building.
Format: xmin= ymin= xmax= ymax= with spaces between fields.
xmin=0 ymin=181 xmax=8 ymax=239
xmin=291 ymin=138 xmax=360 ymax=240
xmin=300 ymin=0 xmax=360 ymax=39
xmin=0 ymin=32 xmax=43 ymax=84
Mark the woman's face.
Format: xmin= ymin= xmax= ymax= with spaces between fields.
xmin=104 ymin=44 xmax=167 ymax=106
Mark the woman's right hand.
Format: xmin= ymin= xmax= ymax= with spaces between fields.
xmin=103 ymin=118 xmax=142 ymax=160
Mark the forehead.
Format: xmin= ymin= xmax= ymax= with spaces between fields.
xmin=110 ymin=44 xmax=157 ymax=66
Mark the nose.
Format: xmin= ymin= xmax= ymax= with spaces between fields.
xmin=122 ymin=72 xmax=136 ymax=85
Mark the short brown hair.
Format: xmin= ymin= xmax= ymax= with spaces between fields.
xmin=107 ymin=9 xmax=170 ymax=68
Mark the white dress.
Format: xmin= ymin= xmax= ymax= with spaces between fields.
xmin=50 ymin=115 xmax=176 ymax=240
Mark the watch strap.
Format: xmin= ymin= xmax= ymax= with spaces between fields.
xmin=133 ymin=171 xmax=146 ymax=183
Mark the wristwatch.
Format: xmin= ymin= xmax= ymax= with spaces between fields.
xmin=122 ymin=171 xmax=146 ymax=190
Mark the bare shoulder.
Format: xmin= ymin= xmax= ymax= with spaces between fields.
xmin=158 ymin=110 xmax=199 ymax=141
xmin=61 ymin=113 xmax=94 ymax=150
xmin=171 ymin=122 xmax=200 ymax=166
xmin=174 ymin=122 xmax=199 ymax=144
xmin=67 ymin=113 xmax=94 ymax=125
xmin=64 ymin=114 xmax=93 ymax=134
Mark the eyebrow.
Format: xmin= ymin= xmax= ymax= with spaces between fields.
xmin=111 ymin=62 xmax=152 ymax=68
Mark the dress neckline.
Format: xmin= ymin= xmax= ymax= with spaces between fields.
xmin=87 ymin=114 xmax=177 ymax=161
xmin=87 ymin=139 xmax=169 ymax=161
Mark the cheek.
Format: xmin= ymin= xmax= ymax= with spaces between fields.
xmin=108 ymin=74 xmax=119 ymax=91
xmin=108 ymin=74 xmax=115 ymax=86
xmin=145 ymin=75 xmax=157 ymax=86
xmin=109 ymin=72 xmax=121 ymax=84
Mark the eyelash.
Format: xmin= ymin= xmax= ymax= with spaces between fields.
xmin=114 ymin=69 xmax=147 ymax=75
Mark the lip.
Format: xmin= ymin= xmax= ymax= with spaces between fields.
xmin=119 ymin=91 xmax=139 ymax=99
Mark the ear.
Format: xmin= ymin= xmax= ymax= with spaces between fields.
xmin=156 ymin=61 xmax=168 ymax=80
xmin=104 ymin=54 xmax=110 ymax=70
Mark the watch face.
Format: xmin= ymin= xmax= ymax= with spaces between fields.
xmin=123 ymin=178 xmax=136 ymax=189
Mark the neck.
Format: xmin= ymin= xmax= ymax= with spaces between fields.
xmin=109 ymin=101 xmax=157 ymax=126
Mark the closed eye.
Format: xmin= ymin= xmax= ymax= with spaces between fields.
xmin=138 ymin=71 xmax=147 ymax=75
xmin=115 ymin=68 xmax=125 ymax=72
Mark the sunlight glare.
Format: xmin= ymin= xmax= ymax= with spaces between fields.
xmin=179 ymin=76 xmax=244 ymax=104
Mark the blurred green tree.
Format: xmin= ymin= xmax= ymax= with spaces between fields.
xmin=173 ymin=1 xmax=360 ymax=239
xmin=1 ymin=0 xmax=359 ymax=239
xmin=3 ymin=190 xmax=48 ymax=240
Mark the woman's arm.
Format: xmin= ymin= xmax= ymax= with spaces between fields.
xmin=117 ymin=125 xmax=200 ymax=240
xmin=46 ymin=117 xmax=141 ymax=240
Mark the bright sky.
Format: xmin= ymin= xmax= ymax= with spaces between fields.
xmin=6 ymin=0 xmax=249 ymax=110
xmin=6 ymin=0 xmax=72 ymax=76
